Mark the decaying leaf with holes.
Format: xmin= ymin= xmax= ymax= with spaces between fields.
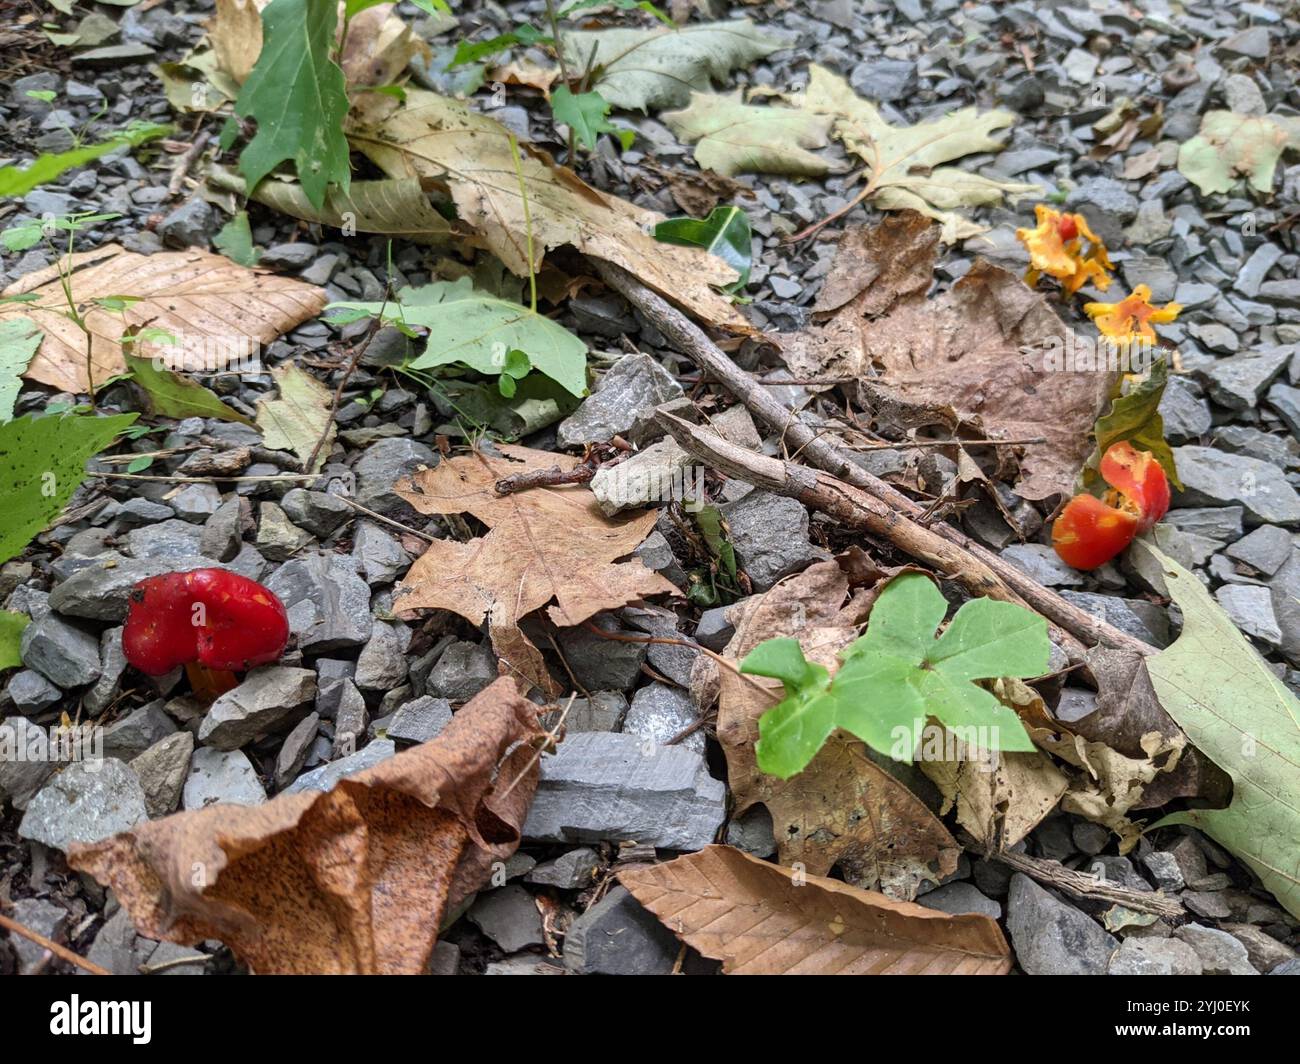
xmin=394 ymin=445 xmax=678 ymax=696
xmin=68 ymin=678 xmax=546 ymax=974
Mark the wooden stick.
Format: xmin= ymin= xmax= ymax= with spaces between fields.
xmin=0 ymin=911 xmax=109 ymax=975
xmin=995 ymin=850 xmax=1184 ymax=919
xmin=658 ymin=412 xmax=1153 ymax=661
xmin=589 ymin=258 xmax=1152 ymax=660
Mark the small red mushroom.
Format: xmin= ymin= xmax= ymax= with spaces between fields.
xmin=122 ymin=569 xmax=290 ymax=698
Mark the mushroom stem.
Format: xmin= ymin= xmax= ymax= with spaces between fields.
xmin=184 ymin=661 xmax=239 ymax=700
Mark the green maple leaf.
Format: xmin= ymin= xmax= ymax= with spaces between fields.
xmin=551 ymin=87 xmax=633 ymax=151
xmin=741 ymin=571 xmax=1048 ymax=779
xmin=236 ymin=0 xmax=351 ymax=210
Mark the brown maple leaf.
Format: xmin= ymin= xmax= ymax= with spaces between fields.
xmin=395 ymin=445 xmax=678 ymax=695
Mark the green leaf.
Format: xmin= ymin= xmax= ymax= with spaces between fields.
xmin=213 ymin=210 xmax=261 ymax=267
xmin=1083 ymin=355 xmax=1181 ymax=492
xmin=124 ymin=353 xmax=255 ymax=426
xmin=560 ymin=20 xmax=783 ymax=112
xmin=741 ymin=572 xmax=1046 ymax=779
xmin=0 ymin=610 xmax=30 ymax=669
xmin=0 ymin=318 xmax=43 ymax=423
xmin=663 ymin=91 xmax=833 ymax=177
xmin=0 ymin=412 xmax=137 ymax=565
xmin=427 ymin=374 xmax=579 ymax=440
xmin=1178 ymin=111 xmax=1293 ymax=196
xmin=1136 ymin=540 xmax=1300 ymax=920
xmin=655 ymin=206 xmax=752 ymax=293
xmin=331 ymin=279 xmax=588 ymax=397
xmin=126 ymin=455 xmax=154 ymax=473
xmin=451 ymin=24 xmax=548 ymax=68
xmin=0 ymin=123 xmax=170 ymax=198
xmin=236 ymin=0 xmax=351 ymax=211
xmin=25 ymin=90 xmax=57 ymax=103
xmin=551 ymin=87 xmax=632 ymax=151
xmin=255 ymin=363 xmax=335 ymax=472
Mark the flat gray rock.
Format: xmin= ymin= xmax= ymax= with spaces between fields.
xmin=1172 ymin=446 xmax=1300 ymax=525
xmin=198 ymin=666 xmax=317 ymax=750
xmin=387 ymin=696 xmax=453 ymax=744
xmin=19 ymin=612 xmax=101 ymax=688
xmin=264 ymin=552 xmax=373 ymax=652
xmin=183 ymin=748 xmax=266 ymax=809
xmin=563 ymin=886 xmax=679 ymax=975
xmin=1006 ymin=873 xmax=1118 ymax=975
xmin=130 ymin=731 xmax=195 ymax=818
xmin=623 ymin=682 xmax=704 ymax=754
xmin=467 ymin=885 xmax=546 ymax=952
xmin=557 ymin=353 xmax=683 ymax=448
xmin=523 ymin=731 xmax=725 ymax=850
xmin=48 ymin=554 xmax=234 ymax=622
xmin=19 ymin=759 xmax=149 ymax=851
xmin=283 ymin=739 xmax=397 ymax=794
xmin=1108 ymin=937 xmax=1203 ymax=975
xmin=720 ymin=491 xmax=829 ymax=591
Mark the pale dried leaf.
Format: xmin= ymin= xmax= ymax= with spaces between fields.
xmin=619 ymin=844 xmax=1012 ymax=974
xmin=347 ymin=90 xmax=748 ymax=330
xmin=2 ymin=245 xmax=327 ymax=394
xmin=255 ymin=363 xmax=335 ymax=473
xmin=68 ymin=678 xmax=545 ymax=975
xmin=395 ymin=445 xmax=677 ymax=695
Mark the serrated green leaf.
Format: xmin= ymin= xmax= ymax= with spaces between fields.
xmin=125 ymin=353 xmax=255 ymax=426
xmin=0 ymin=610 xmax=30 ymax=669
xmin=0 ymin=412 xmax=137 ymax=565
xmin=551 ymin=87 xmax=631 ymax=152
xmin=450 ymin=24 xmax=548 ymax=67
xmin=1178 ymin=111 xmax=1293 ymax=195
xmin=1083 ymin=355 xmax=1181 ymax=492
xmin=655 ymin=206 xmax=752 ymax=293
xmin=742 ymin=572 xmax=1046 ymax=779
xmin=236 ymin=0 xmax=351 ymax=210
xmin=331 ymin=279 xmax=588 ymax=397
xmin=213 ymin=210 xmax=260 ymax=267
xmin=560 ymin=19 xmax=784 ymax=112
xmin=256 ymin=363 xmax=334 ymax=472
xmin=663 ymin=91 xmax=833 ymax=177
xmin=0 ymin=318 xmax=42 ymax=423
xmin=0 ymin=122 xmax=170 ymax=198
xmin=1136 ymin=540 xmax=1300 ymax=919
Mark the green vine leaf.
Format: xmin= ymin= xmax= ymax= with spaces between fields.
xmin=655 ymin=206 xmax=752 ymax=294
xmin=236 ymin=0 xmax=351 ymax=210
xmin=741 ymin=572 xmax=1048 ymax=779
xmin=1083 ymin=355 xmax=1181 ymax=492
xmin=551 ymin=87 xmax=633 ymax=151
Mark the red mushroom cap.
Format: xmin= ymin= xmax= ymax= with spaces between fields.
xmin=122 ymin=569 xmax=290 ymax=676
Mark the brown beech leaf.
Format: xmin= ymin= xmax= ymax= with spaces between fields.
xmin=395 ymin=445 xmax=677 ymax=695
xmin=2 ymin=245 xmax=327 ymax=394
xmin=782 ymin=212 xmax=1112 ymax=501
xmin=346 ymin=90 xmax=749 ymax=331
xmin=619 ymin=845 xmax=1012 ymax=975
xmin=67 ymin=678 xmax=544 ymax=975
xmin=718 ymin=560 xmax=960 ymax=900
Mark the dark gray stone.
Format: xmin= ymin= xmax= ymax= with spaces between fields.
xmin=182 ymin=747 xmax=266 ymax=808
xmin=20 ymin=613 xmax=101 ymax=688
xmin=467 ymin=885 xmax=545 ymax=951
xmin=427 ymin=640 xmax=497 ymax=702
xmin=101 ymin=702 xmax=178 ymax=761
xmin=387 ymin=696 xmax=453 ymax=744
xmin=19 ymin=759 xmax=149 ymax=851
xmin=197 ymin=666 xmax=317 ymax=750
xmin=264 ymin=553 xmax=373 ymax=652
xmin=274 ymin=712 xmax=320 ymax=790
xmin=280 ymin=489 xmax=352 ymax=538
xmin=130 ymin=730 xmax=194 ymax=817
xmin=563 ymin=886 xmax=679 ymax=975
xmin=1226 ymin=524 xmax=1293 ymax=576
xmin=523 ymin=731 xmax=725 ymax=850
xmin=526 ymin=847 xmax=600 ymax=889
xmin=353 ymin=438 xmax=437 ymax=517
xmin=920 ymin=881 xmax=1002 ymax=920
xmin=719 ymin=491 xmax=829 ymax=591
xmin=1173 ymin=446 xmax=1300 ymax=524
xmin=623 ymin=682 xmax=703 ymax=754
xmin=556 ymin=353 xmax=683 ymax=448
xmin=1006 ymin=873 xmax=1118 ymax=975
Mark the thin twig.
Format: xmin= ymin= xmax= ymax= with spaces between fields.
xmin=0 ymin=911 xmax=109 ymax=975
xmin=87 ymin=471 xmax=314 ymax=483
xmin=167 ymin=130 xmax=211 ymax=196
xmin=994 ymin=850 xmax=1184 ymax=919
xmin=337 ymin=495 xmax=439 ymax=543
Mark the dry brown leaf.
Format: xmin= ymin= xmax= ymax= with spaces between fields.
xmin=210 ymin=0 xmax=424 ymax=90
xmin=2 ymin=245 xmax=327 ymax=394
xmin=619 ymin=845 xmax=1012 ymax=975
xmin=718 ymin=560 xmax=961 ymax=899
xmin=1067 ymin=647 xmax=1231 ymax=810
xmin=489 ymin=58 xmax=562 ymax=95
xmin=1005 ymin=677 xmax=1184 ymax=854
xmin=921 ymin=736 xmax=1067 ymax=852
xmin=67 ymin=678 xmax=544 ymax=975
xmin=395 ymin=445 xmax=678 ymax=695
xmin=347 ymin=90 xmax=749 ymax=331
xmin=209 ymin=0 xmax=265 ymax=86
xmin=783 ymin=212 xmax=1112 ymax=501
